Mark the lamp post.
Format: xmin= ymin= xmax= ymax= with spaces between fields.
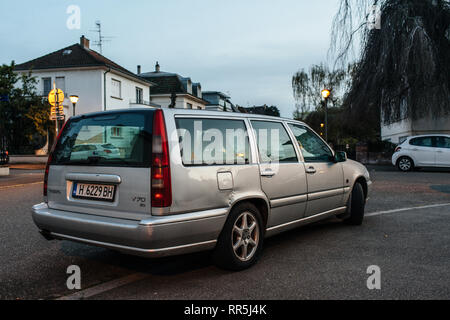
xmin=69 ymin=95 xmax=79 ymax=117
xmin=321 ymin=89 xmax=331 ymax=141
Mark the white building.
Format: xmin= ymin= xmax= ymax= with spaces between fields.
xmin=381 ymin=116 xmax=450 ymax=144
xmin=202 ymin=91 xmax=236 ymax=112
xmin=14 ymin=36 xmax=155 ymax=119
xmin=139 ymin=62 xmax=208 ymax=110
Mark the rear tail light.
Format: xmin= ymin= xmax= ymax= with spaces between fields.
xmin=104 ymin=149 xmax=112 ymax=154
xmin=44 ymin=121 xmax=68 ymax=202
xmin=151 ymin=109 xmax=172 ymax=207
xmin=394 ymin=146 xmax=402 ymax=153
xmin=5 ymin=151 xmax=8 ymax=155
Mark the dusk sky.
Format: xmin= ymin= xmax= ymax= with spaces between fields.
xmin=0 ymin=0 xmax=340 ymax=117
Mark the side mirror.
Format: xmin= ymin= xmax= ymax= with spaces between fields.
xmin=334 ymin=151 xmax=347 ymax=163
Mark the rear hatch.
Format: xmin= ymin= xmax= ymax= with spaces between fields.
xmin=47 ymin=110 xmax=154 ymax=221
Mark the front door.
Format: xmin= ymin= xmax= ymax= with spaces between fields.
xmin=408 ymin=136 xmax=435 ymax=166
xmin=251 ymin=120 xmax=308 ymax=228
xmin=287 ymin=123 xmax=344 ymax=217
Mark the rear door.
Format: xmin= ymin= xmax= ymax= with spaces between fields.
xmin=435 ymin=136 xmax=450 ymax=167
xmin=250 ymin=120 xmax=308 ymax=227
xmin=47 ymin=110 xmax=154 ymax=221
xmin=287 ymin=123 xmax=344 ymax=217
xmin=408 ymin=136 xmax=435 ymax=166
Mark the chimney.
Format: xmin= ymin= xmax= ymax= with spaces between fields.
xmin=155 ymin=61 xmax=160 ymax=73
xmin=80 ymin=35 xmax=90 ymax=49
xmin=137 ymin=65 xmax=141 ymax=75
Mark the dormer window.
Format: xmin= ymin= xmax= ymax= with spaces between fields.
xmin=187 ymin=79 xmax=192 ymax=94
xmin=62 ymin=50 xmax=72 ymax=56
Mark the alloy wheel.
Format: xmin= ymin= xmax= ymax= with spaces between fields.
xmin=231 ymin=211 xmax=260 ymax=262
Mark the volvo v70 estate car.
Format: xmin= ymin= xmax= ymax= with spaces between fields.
xmin=32 ymin=108 xmax=371 ymax=270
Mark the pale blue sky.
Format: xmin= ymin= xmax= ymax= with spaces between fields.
xmin=0 ymin=0 xmax=339 ymax=117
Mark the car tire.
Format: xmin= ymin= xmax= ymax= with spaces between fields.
xmin=397 ymin=156 xmax=414 ymax=172
xmin=343 ymin=182 xmax=365 ymax=226
xmin=212 ymin=202 xmax=264 ymax=271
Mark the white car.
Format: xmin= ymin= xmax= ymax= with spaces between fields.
xmin=392 ymin=134 xmax=450 ymax=172
xmin=70 ymin=143 xmax=120 ymax=161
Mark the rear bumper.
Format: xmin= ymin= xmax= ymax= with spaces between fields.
xmin=31 ymin=203 xmax=228 ymax=258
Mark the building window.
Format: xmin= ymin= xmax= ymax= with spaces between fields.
xmin=187 ymin=103 xmax=193 ymax=109
xmin=111 ymin=127 xmax=122 ymax=138
xmin=56 ymin=77 xmax=65 ymax=93
xmin=136 ymin=87 xmax=143 ymax=104
xmin=42 ymin=77 xmax=52 ymax=96
xmin=111 ymin=79 xmax=121 ymax=99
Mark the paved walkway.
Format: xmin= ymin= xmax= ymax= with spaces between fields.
xmin=9 ymin=155 xmax=48 ymax=164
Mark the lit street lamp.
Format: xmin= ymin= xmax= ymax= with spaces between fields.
xmin=69 ymin=95 xmax=79 ymax=117
xmin=321 ymin=89 xmax=331 ymax=141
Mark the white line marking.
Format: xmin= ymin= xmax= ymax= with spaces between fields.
xmin=0 ymin=181 xmax=43 ymax=190
xmin=366 ymin=203 xmax=450 ymax=217
xmin=56 ymin=273 xmax=148 ymax=300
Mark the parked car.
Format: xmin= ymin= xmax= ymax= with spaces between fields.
xmin=32 ymin=109 xmax=372 ymax=270
xmin=392 ymin=134 xmax=450 ymax=172
xmin=70 ymin=143 xmax=121 ymax=161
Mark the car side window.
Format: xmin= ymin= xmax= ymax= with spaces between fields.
xmin=410 ymin=137 xmax=433 ymax=147
xmin=288 ymin=123 xmax=333 ymax=163
xmin=436 ymin=137 xmax=450 ymax=149
xmin=251 ymin=121 xmax=298 ymax=163
xmin=175 ymin=118 xmax=250 ymax=166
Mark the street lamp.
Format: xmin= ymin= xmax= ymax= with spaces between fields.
xmin=321 ymin=89 xmax=331 ymax=141
xmin=69 ymin=95 xmax=79 ymax=117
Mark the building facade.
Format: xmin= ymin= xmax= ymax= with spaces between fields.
xmin=139 ymin=62 xmax=208 ymax=110
xmin=14 ymin=36 xmax=154 ymax=118
xmin=202 ymin=91 xmax=235 ymax=112
xmin=381 ymin=116 xmax=450 ymax=144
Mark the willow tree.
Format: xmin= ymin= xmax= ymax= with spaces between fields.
xmin=331 ymin=0 xmax=450 ymax=138
xmin=292 ymin=64 xmax=347 ymax=120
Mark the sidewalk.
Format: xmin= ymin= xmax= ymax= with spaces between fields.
xmin=0 ymin=168 xmax=44 ymax=188
xmin=9 ymin=155 xmax=48 ymax=164
xmin=7 ymin=155 xmax=48 ymax=170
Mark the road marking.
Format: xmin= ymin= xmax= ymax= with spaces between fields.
xmin=366 ymin=203 xmax=450 ymax=217
xmin=0 ymin=181 xmax=43 ymax=190
xmin=56 ymin=273 xmax=149 ymax=300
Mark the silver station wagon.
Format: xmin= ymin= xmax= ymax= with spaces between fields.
xmin=32 ymin=108 xmax=372 ymax=270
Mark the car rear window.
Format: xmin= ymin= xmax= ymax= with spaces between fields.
xmin=51 ymin=111 xmax=153 ymax=167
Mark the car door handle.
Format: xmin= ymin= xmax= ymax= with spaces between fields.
xmin=260 ymin=169 xmax=276 ymax=177
xmin=305 ymin=166 xmax=316 ymax=174
xmin=436 ymin=150 xmax=443 ymax=153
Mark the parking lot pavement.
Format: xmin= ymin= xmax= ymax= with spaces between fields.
xmin=365 ymin=165 xmax=450 ymax=213
xmin=0 ymin=169 xmax=44 ymax=188
xmin=0 ymin=165 xmax=449 ymax=300
xmin=82 ymin=203 xmax=450 ymax=300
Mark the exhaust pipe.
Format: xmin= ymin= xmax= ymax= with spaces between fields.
xmin=39 ymin=230 xmax=55 ymax=241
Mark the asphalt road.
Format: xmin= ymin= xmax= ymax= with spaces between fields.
xmin=0 ymin=166 xmax=449 ymax=300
